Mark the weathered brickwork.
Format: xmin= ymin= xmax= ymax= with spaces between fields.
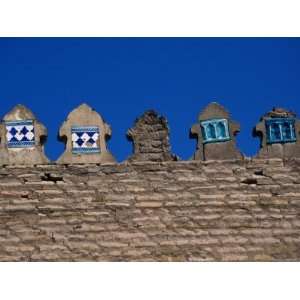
xmin=0 ymin=159 xmax=299 ymax=261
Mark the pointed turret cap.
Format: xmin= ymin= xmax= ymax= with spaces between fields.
xmin=57 ymin=103 xmax=115 ymax=164
xmin=253 ymin=107 xmax=300 ymax=158
xmin=0 ymin=104 xmax=49 ymax=165
xmin=190 ymin=102 xmax=243 ymax=161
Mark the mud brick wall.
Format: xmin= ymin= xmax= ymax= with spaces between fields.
xmin=0 ymin=159 xmax=300 ymax=261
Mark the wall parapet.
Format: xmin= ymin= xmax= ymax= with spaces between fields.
xmin=0 ymin=158 xmax=299 ymax=261
xmin=0 ymin=102 xmax=300 ymax=165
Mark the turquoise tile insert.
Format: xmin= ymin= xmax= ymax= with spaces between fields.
xmin=265 ymin=118 xmax=296 ymax=144
xmin=200 ymin=118 xmax=230 ymax=144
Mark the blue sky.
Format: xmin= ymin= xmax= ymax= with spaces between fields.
xmin=0 ymin=38 xmax=299 ymax=162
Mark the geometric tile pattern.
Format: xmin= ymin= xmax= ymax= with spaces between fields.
xmin=71 ymin=126 xmax=100 ymax=154
xmin=200 ymin=118 xmax=230 ymax=144
xmin=5 ymin=120 xmax=35 ymax=148
xmin=265 ymin=118 xmax=297 ymax=144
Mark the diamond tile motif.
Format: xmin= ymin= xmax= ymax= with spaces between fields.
xmin=5 ymin=120 xmax=35 ymax=148
xmin=71 ymin=126 xmax=100 ymax=154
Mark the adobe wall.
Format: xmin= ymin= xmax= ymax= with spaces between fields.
xmin=0 ymin=158 xmax=299 ymax=262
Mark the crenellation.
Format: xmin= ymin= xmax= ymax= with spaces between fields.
xmin=0 ymin=103 xmax=299 ymax=165
xmin=0 ymin=102 xmax=300 ymax=261
xmin=56 ymin=103 xmax=116 ymax=164
xmin=0 ymin=105 xmax=50 ymax=165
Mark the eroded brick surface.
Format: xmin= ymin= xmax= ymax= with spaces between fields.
xmin=0 ymin=158 xmax=299 ymax=261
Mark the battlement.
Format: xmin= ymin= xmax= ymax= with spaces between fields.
xmin=1 ymin=102 xmax=300 ymax=165
xmin=0 ymin=102 xmax=300 ymax=261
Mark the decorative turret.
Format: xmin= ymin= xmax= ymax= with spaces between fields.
xmin=190 ymin=102 xmax=243 ymax=161
xmin=57 ymin=103 xmax=115 ymax=164
xmin=0 ymin=104 xmax=49 ymax=165
xmin=253 ymin=107 xmax=300 ymax=158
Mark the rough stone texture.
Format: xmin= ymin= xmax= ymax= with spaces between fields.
xmin=127 ymin=110 xmax=177 ymax=162
xmin=191 ymin=102 xmax=243 ymax=161
xmin=57 ymin=103 xmax=116 ymax=164
xmin=0 ymin=158 xmax=299 ymax=261
xmin=254 ymin=107 xmax=300 ymax=159
xmin=0 ymin=104 xmax=50 ymax=165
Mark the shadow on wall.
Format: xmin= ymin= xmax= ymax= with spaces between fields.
xmin=0 ymin=102 xmax=300 ymax=165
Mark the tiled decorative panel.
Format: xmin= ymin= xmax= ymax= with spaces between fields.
xmin=200 ymin=118 xmax=230 ymax=144
xmin=265 ymin=118 xmax=296 ymax=144
xmin=5 ymin=120 xmax=35 ymax=148
xmin=71 ymin=126 xmax=100 ymax=154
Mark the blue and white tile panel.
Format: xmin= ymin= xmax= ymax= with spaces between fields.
xmin=71 ymin=126 xmax=100 ymax=154
xmin=5 ymin=120 xmax=35 ymax=148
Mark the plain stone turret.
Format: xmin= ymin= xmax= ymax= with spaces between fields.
xmin=127 ymin=110 xmax=177 ymax=162
xmin=253 ymin=107 xmax=300 ymax=158
xmin=0 ymin=104 xmax=49 ymax=165
xmin=57 ymin=103 xmax=116 ymax=164
xmin=190 ymin=102 xmax=243 ymax=161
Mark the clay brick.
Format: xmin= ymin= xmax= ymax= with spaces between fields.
xmin=104 ymin=194 xmax=135 ymax=202
xmin=0 ymin=160 xmax=299 ymax=262
xmin=251 ymin=237 xmax=281 ymax=244
xmin=135 ymin=202 xmax=163 ymax=208
xmin=114 ymin=232 xmax=147 ymax=239
xmin=0 ymin=181 xmax=23 ymax=187
xmin=136 ymin=193 xmax=166 ymax=201
xmin=221 ymin=254 xmax=249 ymax=261
xmin=191 ymin=238 xmax=219 ymax=245
xmin=124 ymin=249 xmax=151 ymax=257
xmin=218 ymin=246 xmax=246 ymax=254
xmin=99 ymin=242 xmax=128 ymax=248
xmin=198 ymin=194 xmax=226 ymax=200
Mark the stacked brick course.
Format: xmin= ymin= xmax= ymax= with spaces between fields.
xmin=0 ymin=102 xmax=299 ymax=261
xmin=0 ymin=159 xmax=299 ymax=261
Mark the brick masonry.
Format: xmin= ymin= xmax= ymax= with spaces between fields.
xmin=0 ymin=158 xmax=299 ymax=261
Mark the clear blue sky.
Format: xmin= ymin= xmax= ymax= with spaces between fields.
xmin=0 ymin=38 xmax=299 ymax=162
